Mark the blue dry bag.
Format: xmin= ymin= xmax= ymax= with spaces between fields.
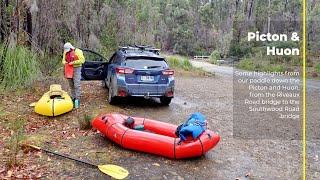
xmin=176 ymin=112 xmax=207 ymax=141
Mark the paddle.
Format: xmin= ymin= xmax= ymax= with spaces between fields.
xmin=25 ymin=144 xmax=129 ymax=179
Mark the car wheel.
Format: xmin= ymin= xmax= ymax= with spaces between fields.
xmin=108 ymin=84 xmax=116 ymax=104
xmin=160 ymin=96 xmax=172 ymax=106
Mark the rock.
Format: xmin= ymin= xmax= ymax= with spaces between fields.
xmin=35 ymin=173 xmax=42 ymax=178
xmin=16 ymin=174 xmax=23 ymax=178
xmin=152 ymin=163 xmax=160 ymax=167
xmin=177 ymin=176 xmax=184 ymax=180
xmin=0 ymin=168 xmax=5 ymax=174
xmin=312 ymin=72 xmax=318 ymax=78
xmin=6 ymin=170 xmax=12 ymax=177
xmin=168 ymin=171 xmax=178 ymax=176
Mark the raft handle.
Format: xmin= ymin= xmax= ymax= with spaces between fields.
xmin=207 ymin=133 xmax=212 ymax=139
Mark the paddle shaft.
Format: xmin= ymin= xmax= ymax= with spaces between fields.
xmin=35 ymin=146 xmax=97 ymax=168
xmin=25 ymin=144 xmax=129 ymax=179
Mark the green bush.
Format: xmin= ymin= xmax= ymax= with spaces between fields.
xmin=166 ymin=56 xmax=181 ymax=68
xmin=166 ymin=55 xmax=193 ymax=71
xmin=210 ymin=50 xmax=220 ymax=64
xmin=267 ymin=41 xmax=298 ymax=49
xmin=78 ymin=114 xmax=93 ymax=130
xmin=262 ymin=64 xmax=285 ymax=72
xmin=194 ymin=47 xmax=209 ymax=57
xmin=237 ymin=58 xmax=256 ymax=71
xmin=0 ymin=46 xmax=41 ymax=89
xmin=181 ymin=58 xmax=192 ymax=71
xmin=316 ymin=63 xmax=320 ymax=73
xmin=229 ymin=39 xmax=253 ymax=58
xmin=237 ymin=57 xmax=286 ymax=73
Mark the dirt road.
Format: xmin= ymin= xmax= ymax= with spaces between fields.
xmin=1 ymin=63 xmax=319 ymax=179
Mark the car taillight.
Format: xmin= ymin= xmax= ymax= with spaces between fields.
xmin=118 ymin=89 xmax=127 ymax=97
xmin=165 ymin=90 xmax=174 ymax=97
xmin=116 ymin=67 xmax=134 ymax=74
xmin=162 ymin=69 xmax=174 ymax=76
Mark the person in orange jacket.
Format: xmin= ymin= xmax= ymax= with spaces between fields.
xmin=62 ymin=42 xmax=85 ymax=108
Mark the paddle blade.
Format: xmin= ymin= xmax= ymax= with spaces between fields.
xmin=98 ymin=164 xmax=129 ymax=179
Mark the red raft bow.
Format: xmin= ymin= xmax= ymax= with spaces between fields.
xmin=92 ymin=113 xmax=220 ymax=159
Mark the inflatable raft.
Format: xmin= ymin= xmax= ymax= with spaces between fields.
xmin=92 ymin=113 xmax=220 ymax=159
xmin=34 ymin=84 xmax=73 ymax=116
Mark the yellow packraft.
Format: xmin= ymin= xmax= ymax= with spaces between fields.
xmin=34 ymin=84 xmax=73 ymax=116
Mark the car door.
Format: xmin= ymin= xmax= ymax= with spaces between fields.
xmin=106 ymin=53 xmax=120 ymax=87
xmin=81 ymin=49 xmax=108 ymax=80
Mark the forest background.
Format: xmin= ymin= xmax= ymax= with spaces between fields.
xmin=0 ymin=0 xmax=319 ymax=89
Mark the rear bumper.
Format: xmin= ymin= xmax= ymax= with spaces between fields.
xmin=118 ymin=84 xmax=174 ymax=97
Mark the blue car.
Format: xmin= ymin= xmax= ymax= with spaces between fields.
xmin=81 ymin=46 xmax=175 ymax=105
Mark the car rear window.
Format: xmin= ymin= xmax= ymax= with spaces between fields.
xmin=124 ymin=59 xmax=168 ymax=69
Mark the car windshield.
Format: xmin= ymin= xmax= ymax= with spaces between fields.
xmin=124 ymin=59 xmax=168 ymax=69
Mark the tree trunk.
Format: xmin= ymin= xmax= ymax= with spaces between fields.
xmin=0 ymin=0 xmax=4 ymax=41
xmin=25 ymin=8 xmax=32 ymax=46
xmin=248 ymin=0 xmax=254 ymax=20
xmin=0 ymin=0 xmax=10 ymax=42
xmin=15 ymin=0 xmax=20 ymax=43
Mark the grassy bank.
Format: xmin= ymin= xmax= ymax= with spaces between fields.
xmin=0 ymin=44 xmax=62 ymax=90
xmin=163 ymin=54 xmax=212 ymax=76
xmin=0 ymin=46 xmax=41 ymax=89
xmin=236 ymin=56 xmax=301 ymax=73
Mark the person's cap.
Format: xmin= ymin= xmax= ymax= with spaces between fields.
xmin=63 ymin=42 xmax=75 ymax=52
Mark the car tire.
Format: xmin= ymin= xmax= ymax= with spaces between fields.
xmin=160 ymin=97 xmax=172 ymax=106
xmin=108 ymin=84 xmax=117 ymax=104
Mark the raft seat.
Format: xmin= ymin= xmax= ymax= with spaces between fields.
xmin=49 ymin=84 xmax=63 ymax=97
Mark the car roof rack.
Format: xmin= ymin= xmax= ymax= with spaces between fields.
xmin=119 ymin=45 xmax=160 ymax=55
